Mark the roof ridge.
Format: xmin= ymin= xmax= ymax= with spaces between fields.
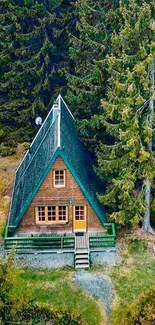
xmin=58 ymin=95 xmax=61 ymax=147
xmin=58 ymin=94 xmax=75 ymax=120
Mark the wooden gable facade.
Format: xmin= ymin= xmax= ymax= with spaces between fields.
xmin=7 ymin=95 xmax=106 ymax=237
xmin=17 ymin=156 xmax=104 ymax=235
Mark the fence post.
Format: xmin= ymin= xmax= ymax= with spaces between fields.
xmin=61 ymin=236 xmax=63 ymax=249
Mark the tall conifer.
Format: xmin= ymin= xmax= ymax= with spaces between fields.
xmin=0 ymin=0 xmax=74 ymax=149
xmin=66 ymin=0 xmax=119 ymax=149
xmin=0 ymin=0 xmax=52 ymax=143
xmin=96 ymin=0 xmax=155 ymax=227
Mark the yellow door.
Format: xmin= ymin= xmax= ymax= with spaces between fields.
xmin=73 ymin=205 xmax=87 ymax=232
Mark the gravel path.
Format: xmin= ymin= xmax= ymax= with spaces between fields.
xmin=74 ymin=270 xmax=113 ymax=315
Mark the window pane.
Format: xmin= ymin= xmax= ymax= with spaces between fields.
xmin=54 ymin=170 xmax=65 ymax=186
xmin=75 ymin=206 xmax=85 ymax=220
xmin=38 ymin=206 xmax=45 ymax=221
xmin=58 ymin=206 xmax=67 ymax=221
xmin=48 ymin=206 xmax=56 ymax=221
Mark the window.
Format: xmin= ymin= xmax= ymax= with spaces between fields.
xmin=74 ymin=206 xmax=86 ymax=220
xmin=38 ymin=206 xmax=45 ymax=221
xmin=36 ymin=206 xmax=68 ymax=224
xmin=58 ymin=206 xmax=67 ymax=221
xmin=48 ymin=206 xmax=56 ymax=221
xmin=53 ymin=170 xmax=65 ymax=187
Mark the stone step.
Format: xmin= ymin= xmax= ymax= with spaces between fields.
xmin=75 ymin=258 xmax=89 ymax=264
xmin=75 ymin=233 xmax=90 ymax=268
xmin=75 ymin=255 xmax=89 ymax=260
xmin=75 ymin=252 xmax=89 ymax=256
xmin=75 ymin=263 xmax=89 ymax=269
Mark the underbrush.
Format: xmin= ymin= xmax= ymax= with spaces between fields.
xmin=112 ymin=285 xmax=155 ymax=325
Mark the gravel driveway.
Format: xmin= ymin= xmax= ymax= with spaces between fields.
xmin=74 ymin=270 xmax=113 ymax=315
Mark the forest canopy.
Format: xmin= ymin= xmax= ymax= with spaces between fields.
xmin=0 ymin=0 xmax=154 ymax=229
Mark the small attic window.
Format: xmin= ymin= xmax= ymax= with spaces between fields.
xmin=53 ymin=170 xmax=66 ymax=188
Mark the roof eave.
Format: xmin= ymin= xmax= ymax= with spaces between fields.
xmin=8 ymin=147 xmax=62 ymax=229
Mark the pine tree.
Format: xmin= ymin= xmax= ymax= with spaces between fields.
xmin=96 ymin=0 xmax=155 ymax=228
xmin=0 ymin=0 xmax=74 ymax=152
xmin=46 ymin=0 xmax=76 ymax=103
xmin=65 ymin=0 xmax=119 ymax=150
xmin=0 ymin=0 xmax=51 ymax=144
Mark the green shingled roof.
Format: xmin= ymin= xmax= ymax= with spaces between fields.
xmin=8 ymin=95 xmax=106 ymax=229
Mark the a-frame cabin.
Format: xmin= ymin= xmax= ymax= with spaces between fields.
xmin=5 ymin=96 xmax=115 ymax=268
xmin=8 ymin=95 xmax=106 ymax=235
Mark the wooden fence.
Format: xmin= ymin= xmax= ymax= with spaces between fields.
xmin=4 ymin=223 xmax=116 ymax=252
xmin=4 ymin=232 xmax=75 ymax=252
xmin=89 ymin=223 xmax=116 ymax=248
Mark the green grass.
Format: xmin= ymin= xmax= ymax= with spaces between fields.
xmin=110 ymin=258 xmax=155 ymax=304
xmin=10 ymin=268 xmax=103 ymax=325
xmin=89 ymin=234 xmax=155 ymax=323
xmin=103 ymin=236 xmax=155 ymax=322
xmin=20 ymin=268 xmax=66 ymax=282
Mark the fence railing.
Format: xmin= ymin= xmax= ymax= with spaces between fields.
xmin=4 ymin=223 xmax=116 ymax=252
xmin=4 ymin=233 xmax=75 ymax=252
xmin=89 ymin=223 xmax=116 ymax=248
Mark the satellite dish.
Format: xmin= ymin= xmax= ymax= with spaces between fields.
xmin=35 ymin=116 xmax=42 ymax=125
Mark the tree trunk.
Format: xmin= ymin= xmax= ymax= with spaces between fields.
xmin=143 ymin=63 xmax=154 ymax=233
xmin=143 ymin=177 xmax=151 ymax=232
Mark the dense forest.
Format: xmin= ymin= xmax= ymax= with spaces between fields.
xmin=0 ymin=0 xmax=155 ymax=229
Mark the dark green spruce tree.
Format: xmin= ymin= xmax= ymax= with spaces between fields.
xmin=65 ymin=0 xmax=120 ymax=150
xmin=0 ymin=0 xmax=53 ymax=146
xmin=0 ymin=0 xmax=74 ymax=153
xmin=96 ymin=0 xmax=155 ymax=229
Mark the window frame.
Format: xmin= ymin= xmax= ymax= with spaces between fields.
xmin=58 ymin=206 xmax=68 ymax=222
xmin=73 ymin=205 xmax=87 ymax=221
xmin=37 ymin=206 xmax=46 ymax=223
xmin=47 ymin=206 xmax=56 ymax=222
xmin=35 ymin=205 xmax=68 ymax=224
xmin=53 ymin=169 xmax=66 ymax=188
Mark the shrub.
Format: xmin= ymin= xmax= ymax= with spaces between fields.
xmin=0 ymin=145 xmax=16 ymax=157
xmin=18 ymin=305 xmax=83 ymax=325
xmin=113 ymin=285 xmax=155 ymax=325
